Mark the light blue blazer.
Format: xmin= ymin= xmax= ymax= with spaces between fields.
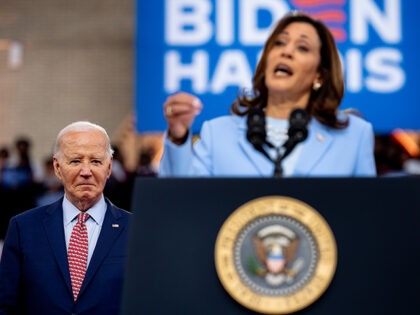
xmin=159 ymin=114 xmax=376 ymax=177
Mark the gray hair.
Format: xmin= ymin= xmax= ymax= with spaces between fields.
xmin=54 ymin=121 xmax=114 ymax=159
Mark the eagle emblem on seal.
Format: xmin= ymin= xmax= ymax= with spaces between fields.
xmin=250 ymin=224 xmax=304 ymax=286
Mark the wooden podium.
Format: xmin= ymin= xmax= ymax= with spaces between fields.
xmin=121 ymin=177 xmax=420 ymax=314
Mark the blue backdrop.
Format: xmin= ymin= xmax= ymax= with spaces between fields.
xmin=136 ymin=0 xmax=419 ymax=134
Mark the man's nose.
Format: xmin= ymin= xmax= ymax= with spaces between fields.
xmin=80 ymin=163 xmax=92 ymax=176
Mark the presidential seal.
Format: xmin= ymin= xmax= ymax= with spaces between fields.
xmin=214 ymin=196 xmax=337 ymax=314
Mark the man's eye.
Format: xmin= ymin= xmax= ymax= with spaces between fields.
xmin=92 ymin=160 xmax=101 ymax=164
xmin=70 ymin=160 xmax=80 ymax=164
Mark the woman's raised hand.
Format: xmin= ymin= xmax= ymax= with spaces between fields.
xmin=163 ymin=92 xmax=202 ymax=143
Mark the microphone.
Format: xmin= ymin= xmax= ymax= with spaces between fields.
xmin=246 ymin=107 xmax=272 ymax=159
xmin=246 ymin=107 xmax=266 ymax=147
xmin=246 ymin=106 xmax=309 ymax=177
xmin=282 ymin=109 xmax=309 ymax=159
xmin=288 ymin=108 xmax=309 ymax=143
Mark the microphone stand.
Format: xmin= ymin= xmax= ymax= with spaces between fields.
xmin=272 ymin=135 xmax=302 ymax=177
xmin=248 ymin=134 xmax=302 ymax=177
xmin=247 ymin=108 xmax=309 ymax=178
xmin=273 ymin=147 xmax=285 ymax=177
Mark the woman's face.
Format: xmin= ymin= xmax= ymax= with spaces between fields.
xmin=265 ymin=22 xmax=322 ymax=99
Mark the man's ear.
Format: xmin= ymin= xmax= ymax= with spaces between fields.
xmin=53 ymin=157 xmax=62 ymax=181
xmin=107 ymin=156 xmax=113 ymax=179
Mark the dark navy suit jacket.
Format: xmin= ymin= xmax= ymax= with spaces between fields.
xmin=0 ymin=198 xmax=131 ymax=315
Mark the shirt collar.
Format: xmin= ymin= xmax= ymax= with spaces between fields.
xmin=62 ymin=194 xmax=107 ymax=227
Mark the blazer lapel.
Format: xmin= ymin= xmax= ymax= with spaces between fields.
xmin=237 ymin=116 xmax=273 ymax=176
xmin=294 ymin=119 xmax=333 ymax=175
xmin=43 ymin=198 xmax=73 ymax=295
xmin=78 ymin=200 xmax=125 ymax=297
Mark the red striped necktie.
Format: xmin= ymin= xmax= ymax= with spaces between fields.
xmin=68 ymin=212 xmax=89 ymax=301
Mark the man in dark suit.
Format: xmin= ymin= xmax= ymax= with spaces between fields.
xmin=0 ymin=121 xmax=131 ymax=314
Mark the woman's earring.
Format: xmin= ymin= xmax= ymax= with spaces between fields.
xmin=312 ymin=82 xmax=322 ymax=91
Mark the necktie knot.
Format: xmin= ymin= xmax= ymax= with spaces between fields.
xmin=78 ymin=212 xmax=89 ymax=224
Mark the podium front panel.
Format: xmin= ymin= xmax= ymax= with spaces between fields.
xmin=121 ymin=177 xmax=420 ymax=314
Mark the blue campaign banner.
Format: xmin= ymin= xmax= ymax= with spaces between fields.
xmin=136 ymin=0 xmax=419 ymax=134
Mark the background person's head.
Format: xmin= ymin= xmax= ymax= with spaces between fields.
xmin=14 ymin=136 xmax=32 ymax=167
xmin=53 ymin=121 xmax=113 ymax=211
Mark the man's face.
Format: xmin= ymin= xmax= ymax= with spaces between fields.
xmin=53 ymin=130 xmax=112 ymax=211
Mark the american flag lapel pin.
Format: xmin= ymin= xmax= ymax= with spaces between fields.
xmin=112 ymin=224 xmax=119 ymax=228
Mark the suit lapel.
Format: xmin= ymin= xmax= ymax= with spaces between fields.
xmin=237 ymin=116 xmax=273 ymax=176
xmin=43 ymin=198 xmax=73 ymax=295
xmin=78 ymin=200 xmax=125 ymax=297
xmin=294 ymin=119 xmax=333 ymax=175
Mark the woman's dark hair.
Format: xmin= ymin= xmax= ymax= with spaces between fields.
xmin=231 ymin=11 xmax=347 ymax=129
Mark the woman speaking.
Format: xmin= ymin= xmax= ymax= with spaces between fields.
xmin=159 ymin=12 xmax=376 ymax=177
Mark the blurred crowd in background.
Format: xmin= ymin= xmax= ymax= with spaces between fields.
xmin=375 ymin=130 xmax=420 ymax=176
xmin=1 ymin=126 xmax=420 ymax=242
